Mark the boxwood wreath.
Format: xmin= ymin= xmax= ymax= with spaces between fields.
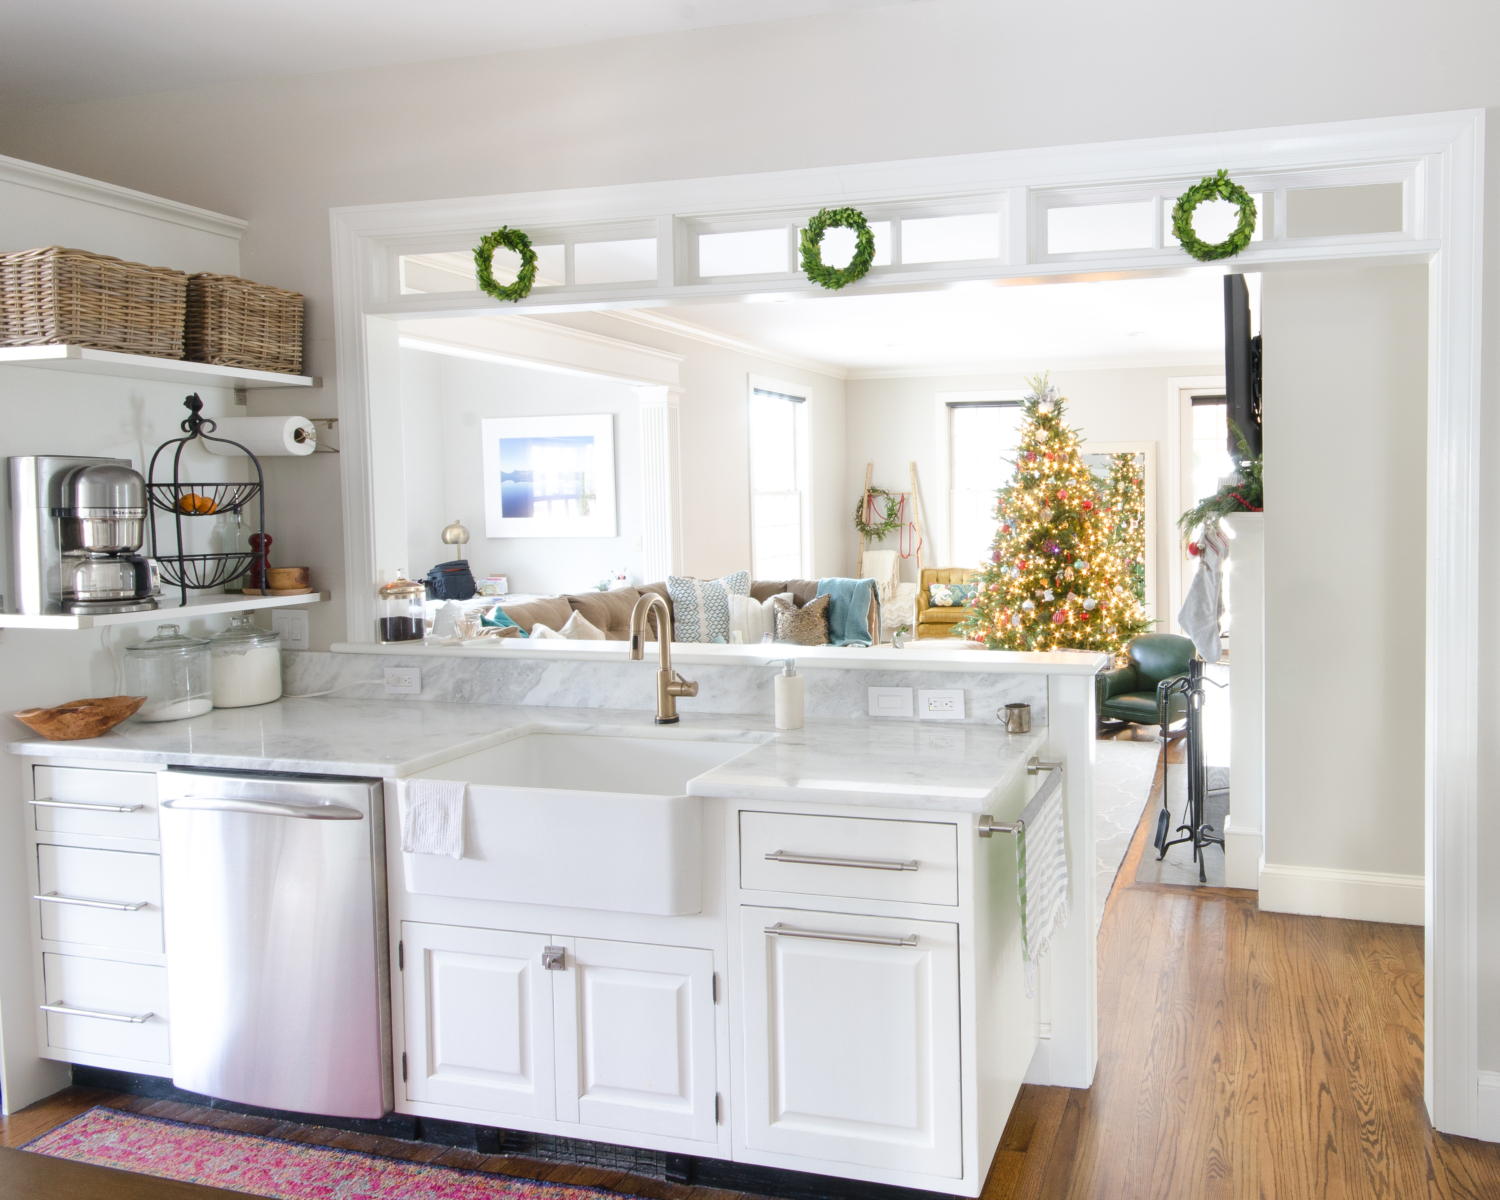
xmin=474 ymin=226 xmax=538 ymax=303
xmin=1171 ymin=170 xmax=1258 ymax=262
xmin=854 ymin=487 xmax=901 ymax=540
xmin=801 ymin=207 xmax=876 ymax=290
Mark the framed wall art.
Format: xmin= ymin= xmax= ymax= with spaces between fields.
xmin=481 ymin=414 xmax=617 ymax=538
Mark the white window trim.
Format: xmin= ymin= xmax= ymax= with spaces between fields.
xmin=747 ymin=374 xmax=812 ymax=580
xmin=1164 ymin=375 xmax=1228 ymax=630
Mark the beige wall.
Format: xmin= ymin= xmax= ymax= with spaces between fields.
xmin=1261 ymin=264 xmax=1428 ymax=882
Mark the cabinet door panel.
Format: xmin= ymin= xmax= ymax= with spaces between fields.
xmin=401 ymin=923 xmax=554 ymax=1118
xmin=739 ymin=906 xmax=961 ymax=1177
xmin=554 ymin=938 xmax=716 ymax=1142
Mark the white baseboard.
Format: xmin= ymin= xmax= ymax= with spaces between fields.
xmin=1258 ymin=862 xmax=1423 ymax=925
xmin=1221 ymin=815 xmax=1262 ymax=891
xmin=1478 ymin=1072 xmax=1500 ymax=1142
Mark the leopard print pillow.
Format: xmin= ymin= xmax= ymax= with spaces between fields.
xmin=772 ymin=592 xmax=830 ymax=645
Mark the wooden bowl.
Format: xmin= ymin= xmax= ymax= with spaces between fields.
xmin=266 ymin=566 xmax=310 ymax=589
xmin=13 ymin=696 xmax=146 ymax=741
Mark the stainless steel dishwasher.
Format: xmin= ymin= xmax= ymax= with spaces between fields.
xmin=157 ymin=768 xmax=392 ymax=1118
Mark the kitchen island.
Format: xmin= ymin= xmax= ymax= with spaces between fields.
xmin=3 ymin=659 xmax=1101 ymax=1198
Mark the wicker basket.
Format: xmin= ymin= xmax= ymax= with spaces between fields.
xmin=0 ymin=246 xmax=187 ymax=358
xmin=185 ymin=273 xmax=304 ymax=375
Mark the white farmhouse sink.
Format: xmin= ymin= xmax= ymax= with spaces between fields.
xmin=400 ymin=731 xmax=756 ymax=916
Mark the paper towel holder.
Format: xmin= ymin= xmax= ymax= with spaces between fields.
xmin=300 ymin=418 xmax=339 ymax=454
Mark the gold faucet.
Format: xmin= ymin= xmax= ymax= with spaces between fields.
xmin=629 ymin=593 xmax=698 ymax=724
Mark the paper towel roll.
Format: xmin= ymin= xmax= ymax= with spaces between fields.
xmin=203 ymin=416 xmax=317 ymax=457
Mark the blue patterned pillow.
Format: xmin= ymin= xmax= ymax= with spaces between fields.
xmin=667 ymin=571 xmax=751 ymax=642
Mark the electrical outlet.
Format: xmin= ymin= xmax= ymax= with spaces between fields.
xmin=271 ymin=609 xmax=310 ymax=651
xmin=384 ymin=667 xmax=421 ymax=695
xmin=867 ymin=686 xmax=913 ymax=718
xmin=918 ymin=689 xmax=965 ymax=720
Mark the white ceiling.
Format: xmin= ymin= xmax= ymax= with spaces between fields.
xmin=650 ymin=273 xmax=1240 ymax=376
xmin=0 ymin=0 xmax=905 ymax=111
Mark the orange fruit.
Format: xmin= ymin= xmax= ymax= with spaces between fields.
xmin=176 ymin=493 xmax=218 ymax=515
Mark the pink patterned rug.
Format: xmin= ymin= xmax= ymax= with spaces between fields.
xmin=25 ymin=1106 xmax=636 ymax=1199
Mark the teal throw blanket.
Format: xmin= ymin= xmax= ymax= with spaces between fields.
xmin=816 ymin=577 xmax=878 ymax=647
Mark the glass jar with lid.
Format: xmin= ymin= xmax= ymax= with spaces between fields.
xmin=378 ymin=576 xmax=427 ymax=643
xmin=125 ymin=624 xmax=212 ymax=722
xmin=209 ymin=613 xmax=283 ymax=708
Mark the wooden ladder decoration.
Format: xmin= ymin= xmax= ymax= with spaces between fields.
xmin=857 ymin=462 xmax=924 ymax=578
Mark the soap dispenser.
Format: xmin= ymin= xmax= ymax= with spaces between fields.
xmin=774 ymin=658 xmax=804 ymax=730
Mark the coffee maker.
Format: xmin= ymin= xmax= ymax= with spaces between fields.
xmin=9 ymin=456 xmax=160 ymax=615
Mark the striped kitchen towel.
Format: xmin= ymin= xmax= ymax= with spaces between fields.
xmin=1015 ymin=769 xmax=1069 ymax=998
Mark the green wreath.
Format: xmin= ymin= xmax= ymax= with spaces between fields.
xmin=801 ymin=207 xmax=877 ymax=290
xmin=1171 ymin=170 xmax=1257 ymax=262
xmin=854 ymin=487 xmax=901 ymax=540
xmin=474 ymin=227 xmax=538 ymax=303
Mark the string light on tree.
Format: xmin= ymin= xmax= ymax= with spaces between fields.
xmin=958 ymin=374 xmax=1152 ymax=653
xmin=1102 ymin=452 xmax=1147 ymax=607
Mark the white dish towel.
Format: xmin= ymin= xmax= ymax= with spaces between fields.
xmin=401 ymin=778 xmax=466 ymax=859
xmin=1014 ymin=772 xmax=1069 ymax=998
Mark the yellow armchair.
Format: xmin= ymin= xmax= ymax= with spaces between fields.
xmin=916 ymin=568 xmax=980 ymax=639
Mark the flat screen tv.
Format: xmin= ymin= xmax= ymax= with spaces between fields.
xmin=1224 ymin=274 xmax=1262 ymax=461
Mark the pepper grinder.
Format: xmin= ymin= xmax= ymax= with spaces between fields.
xmin=247 ymin=532 xmax=272 ymax=590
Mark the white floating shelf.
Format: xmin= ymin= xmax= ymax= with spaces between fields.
xmin=0 ymin=591 xmax=329 ymax=631
xmin=0 ymin=345 xmax=320 ymax=389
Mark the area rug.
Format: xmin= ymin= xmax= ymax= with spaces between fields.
xmin=25 ymin=1106 xmax=631 ymax=1199
xmin=1093 ymin=737 xmax=1162 ymax=930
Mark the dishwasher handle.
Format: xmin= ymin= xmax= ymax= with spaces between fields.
xmin=160 ymin=796 xmax=364 ymax=820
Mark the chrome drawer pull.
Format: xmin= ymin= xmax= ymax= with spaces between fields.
xmin=765 ymin=922 xmax=918 ymax=948
xmin=35 ymin=892 xmax=148 ymax=912
xmin=765 ymin=850 xmax=919 ymax=872
xmin=41 ymin=1002 xmax=152 ymax=1024
xmin=29 ymin=798 xmax=143 ymax=813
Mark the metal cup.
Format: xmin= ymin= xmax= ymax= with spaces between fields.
xmin=1000 ymin=702 xmax=1032 ymax=734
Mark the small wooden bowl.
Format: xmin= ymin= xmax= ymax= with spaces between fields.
xmin=13 ymin=696 xmax=146 ymax=741
xmin=266 ymin=566 xmax=310 ymax=589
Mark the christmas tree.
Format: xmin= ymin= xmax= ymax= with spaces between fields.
xmin=958 ymin=375 xmax=1152 ymax=652
xmin=1100 ymin=452 xmax=1147 ymax=607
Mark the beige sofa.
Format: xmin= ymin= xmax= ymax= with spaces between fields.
xmin=496 ymin=579 xmax=877 ymax=642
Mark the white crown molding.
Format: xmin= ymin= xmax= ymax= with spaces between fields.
xmin=0 ymin=152 xmax=247 ymax=239
xmin=845 ymin=355 xmax=1223 ymax=381
xmin=602 ymin=308 xmax=847 ymax=380
xmin=397 ymin=313 xmax=681 ymax=385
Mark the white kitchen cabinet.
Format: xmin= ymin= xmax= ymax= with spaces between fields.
xmin=400 ymin=923 xmax=556 ymax=1119
xmin=552 ymin=937 xmax=717 ymax=1142
xmin=738 ymin=905 xmax=962 ymax=1178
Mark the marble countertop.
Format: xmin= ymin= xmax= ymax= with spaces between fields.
xmin=7 ymin=697 xmax=1046 ymax=812
xmin=330 ymin=637 xmax=1108 ymax=676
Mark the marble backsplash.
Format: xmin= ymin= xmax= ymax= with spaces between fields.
xmin=281 ymin=651 xmax=1049 ymax=727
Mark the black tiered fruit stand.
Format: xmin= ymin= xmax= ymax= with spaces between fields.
xmin=147 ymin=395 xmax=267 ymax=606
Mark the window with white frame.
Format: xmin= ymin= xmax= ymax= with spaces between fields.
xmin=748 ymin=385 xmax=809 ymax=580
xmin=948 ymin=400 xmax=1026 ymax=570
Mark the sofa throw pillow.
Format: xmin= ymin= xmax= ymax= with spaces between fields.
xmin=928 ymin=582 xmax=978 ymax=607
xmin=529 ymin=622 xmax=566 ymax=639
xmin=773 ymin=592 xmax=830 ymax=645
xmin=728 ymin=591 xmax=792 ymax=644
xmin=559 ymin=611 xmax=607 ymax=641
xmin=667 ymin=570 xmax=751 ymax=642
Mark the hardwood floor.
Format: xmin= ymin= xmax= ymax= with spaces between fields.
xmin=6 ymin=767 xmax=1500 ymax=1200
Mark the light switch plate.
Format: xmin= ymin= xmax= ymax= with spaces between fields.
xmin=918 ymin=688 xmax=965 ymax=720
xmin=868 ymin=686 xmax=913 ymax=718
xmin=384 ymin=667 xmax=421 ymax=695
xmin=271 ymin=609 xmax=310 ymax=651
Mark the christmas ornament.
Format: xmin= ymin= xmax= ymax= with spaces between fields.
xmin=1021 ymin=600 xmax=1035 ymax=611
xmin=1083 ymin=598 xmax=1097 ymax=610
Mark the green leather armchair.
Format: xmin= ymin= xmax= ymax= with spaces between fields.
xmin=1096 ymin=634 xmax=1196 ymax=730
